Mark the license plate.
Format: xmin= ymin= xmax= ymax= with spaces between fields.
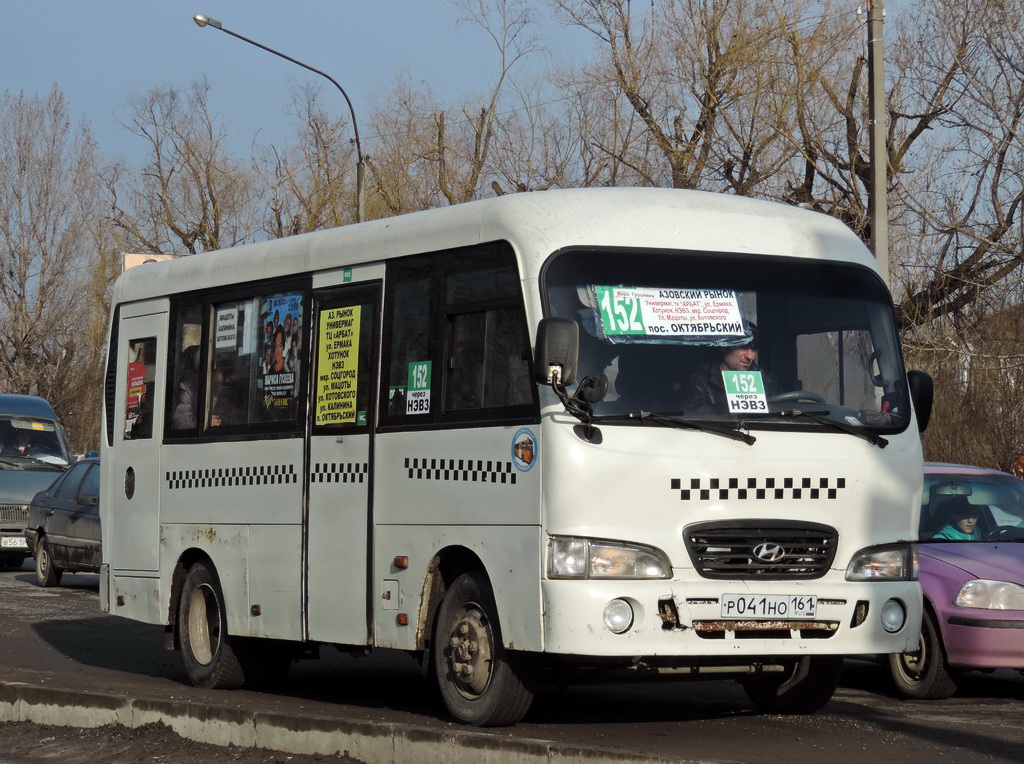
xmin=721 ymin=593 xmax=817 ymax=620
xmin=1 ymin=537 xmax=27 ymax=549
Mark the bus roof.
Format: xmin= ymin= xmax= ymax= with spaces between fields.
xmin=111 ymin=188 xmax=878 ymax=305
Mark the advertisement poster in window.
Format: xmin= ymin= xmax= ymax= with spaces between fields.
xmin=259 ymin=293 xmax=303 ymax=411
xmin=316 ymin=305 xmax=362 ymax=425
xmin=126 ymin=359 xmax=146 ymax=421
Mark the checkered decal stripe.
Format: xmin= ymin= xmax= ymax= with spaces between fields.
xmin=166 ymin=465 xmax=298 ymax=490
xmin=312 ymin=462 xmax=368 ymax=484
xmin=671 ymin=477 xmax=847 ymax=501
xmin=405 ymin=457 xmax=517 ymax=485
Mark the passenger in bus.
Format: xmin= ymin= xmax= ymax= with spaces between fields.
xmin=172 ymin=345 xmax=200 ymax=429
xmin=209 ymin=363 xmax=243 ymax=427
xmin=131 ymin=391 xmax=154 ymax=439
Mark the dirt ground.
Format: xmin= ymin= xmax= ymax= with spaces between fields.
xmin=0 ymin=721 xmax=361 ymax=764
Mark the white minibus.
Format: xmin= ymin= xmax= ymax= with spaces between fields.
xmin=101 ymin=188 xmax=932 ymax=725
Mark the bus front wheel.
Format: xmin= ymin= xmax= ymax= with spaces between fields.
xmin=888 ymin=608 xmax=959 ymax=700
xmin=433 ymin=572 xmax=536 ymax=726
xmin=742 ymin=655 xmax=843 ymax=714
xmin=178 ymin=560 xmax=253 ymax=689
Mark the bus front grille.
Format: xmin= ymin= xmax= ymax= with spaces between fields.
xmin=684 ymin=520 xmax=838 ymax=580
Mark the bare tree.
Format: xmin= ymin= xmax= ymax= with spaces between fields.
xmin=435 ymin=0 xmax=539 ymax=204
xmin=366 ymin=0 xmax=539 ymax=211
xmin=907 ymin=305 xmax=1024 ymax=470
xmin=113 ymin=80 xmax=259 ymax=254
xmin=257 ymin=85 xmax=360 ymax=237
xmin=365 ymin=75 xmax=450 ymax=216
xmin=553 ymin=0 xmax=808 ymax=193
xmin=0 ymin=87 xmax=109 ymax=450
xmin=890 ymin=0 xmax=1024 ymax=332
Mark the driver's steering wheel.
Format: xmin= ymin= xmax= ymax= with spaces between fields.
xmin=986 ymin=526 xmax=1023 ymax=541
xmin=768 ymin=390 xmax=827 ymax=405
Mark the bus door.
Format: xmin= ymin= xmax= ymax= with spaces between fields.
xmin=306 ymin=284 xmax=380 ymax=644
xmin=109 ymin=309 xmax=166 ymax=573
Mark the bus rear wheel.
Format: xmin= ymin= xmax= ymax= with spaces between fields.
xmin=178 ymin=560 xmax=253 ymax=689
xmin=433 ymin=572 xmax=536 ymax=726
xmin=743 ymin=655 xmax=843 ymax=714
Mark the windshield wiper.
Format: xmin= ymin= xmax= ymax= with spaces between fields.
xmin=0 ymin=455 xmax=64 ymax=470
xmin=592 ymin=411 xmax=756 ymax=445
xmin=767 ymin=409 xmax=888 ymax=448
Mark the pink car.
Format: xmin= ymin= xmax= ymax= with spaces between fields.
xmin=889 ymin=462 xmax=1024 ymax=698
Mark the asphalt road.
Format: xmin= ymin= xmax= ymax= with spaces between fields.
xmin=2 ymin=559 xmax=1024 ymax=763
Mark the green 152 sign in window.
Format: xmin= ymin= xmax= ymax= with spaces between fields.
xmin=406 ymin=360 xmax=432 ymax=415
xmin=721 ymin=370 xmax=768 ymax=413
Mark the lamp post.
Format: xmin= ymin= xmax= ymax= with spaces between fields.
xmin=865 ymin=1 xmax=888 ymax=283
xmin=193 ymin=14 xmax=366 ymax=223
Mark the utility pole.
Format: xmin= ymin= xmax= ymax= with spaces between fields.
xmin=866 ymin=0 xmax=888 ymax=282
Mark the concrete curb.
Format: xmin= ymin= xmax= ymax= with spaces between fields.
xmin=0 ymin=680 xmax=678 ymax=763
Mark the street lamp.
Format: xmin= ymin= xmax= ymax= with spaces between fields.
xmin=193 ymin=14 xmax=366 ymax=223
xmin=864 ymin=1 xmax=888 ymax=283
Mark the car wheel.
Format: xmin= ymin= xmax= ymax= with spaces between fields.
xmin=177 ymin=560 xmax=257 ymax=689
xmin=35 ymin=537 xmax=63 ymax=587
xmin=743 ymin=655 xmax=843 ymax=714
xmin=433 ymin=572 xmax=536 ymax=726
xmin=888 ymin=607 xmax=959 ymax=699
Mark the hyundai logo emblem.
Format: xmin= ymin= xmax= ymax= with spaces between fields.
xmin=752 ymin=542 xmax=787 ymax=563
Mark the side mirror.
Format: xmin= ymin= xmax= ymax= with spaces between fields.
xmin=907 ymin=370 xmax=933 ymax=433
xmin=534 ymin=317 xmax=579 ymax=386
xmin=80 ymin=494 xmax=99 ymax=507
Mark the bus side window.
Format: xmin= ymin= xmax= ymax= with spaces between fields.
xmin=486 ymin=306 xmax=533 ymax=408
xmin=381 ymin=242 xmax=534 ymax=424
xmin=383 ymin=256 xmax=434 ymax=421
xmin=208 ymin=299 xmax=253 ymax=428
xmin=124 ymin=337 xmax=157 ymax=440
xmin=445 ymin=307 xmax=533 ymax=411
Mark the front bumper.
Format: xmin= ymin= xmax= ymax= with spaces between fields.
xmin=941 ymin=609 xmax=1024 ymax=669
xmin=542 ymin=577 xmax=922 ymax=658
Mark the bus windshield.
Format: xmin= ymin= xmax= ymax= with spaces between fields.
xmin=543 ymin=248 xmax=910 ymax=432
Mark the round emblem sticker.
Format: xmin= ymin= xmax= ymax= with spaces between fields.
xmin=511 ymin=428 xmax=538 ymax=472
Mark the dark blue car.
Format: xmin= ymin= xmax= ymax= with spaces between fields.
xmin=25 ymin=457 xmax=100 ymax=586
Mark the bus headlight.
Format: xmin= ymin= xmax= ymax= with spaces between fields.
xmin=845 ymin=543 xmax=917 ymax=581
xmin=954 ymin=579 xmax=1024 ymax=610
xmin=548 ymin=537 xmax=671 ymax=579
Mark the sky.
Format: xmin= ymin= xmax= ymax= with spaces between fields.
xmin=2 ymin=1 xmax=581 ymax=163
